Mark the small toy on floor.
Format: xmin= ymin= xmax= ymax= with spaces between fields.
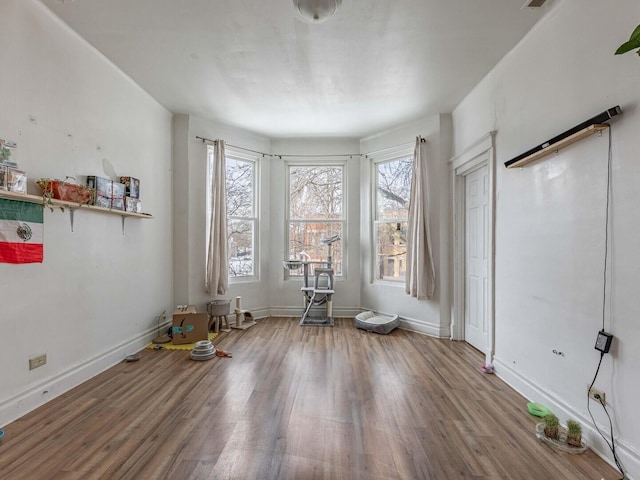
xmin=481 ymin=364 xmax=494 ymax=374
xmin=216 ymin=348 xmax=232 ymax=358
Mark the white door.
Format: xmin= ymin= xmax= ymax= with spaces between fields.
xmin=464 ymin=165 xmax=489 ymax=352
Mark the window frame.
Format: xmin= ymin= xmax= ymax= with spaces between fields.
xmin=206 ymin=146 xmax=260 ymax=283
xmin=371 ymin=147 xmax=414 ymax=285
xmin=285 ymin=161 xmax=346 ymax=279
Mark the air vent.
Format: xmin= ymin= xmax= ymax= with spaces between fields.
xmin=522 ymin=0 xmax=548 ymax=8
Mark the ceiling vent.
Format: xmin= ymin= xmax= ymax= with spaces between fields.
xmin=522 ymin=0 xmax=549 ymax=8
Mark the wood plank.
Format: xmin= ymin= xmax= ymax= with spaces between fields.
xmin=506 ymin=124 xmax=609 ymax=168
xmin=0 ymin=318 xmax=621 ymax=479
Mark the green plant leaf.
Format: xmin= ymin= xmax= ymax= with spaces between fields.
xmin=629 ymin=24 xmax=640 ymax=42
xmin=615 ymin=39 xmax=640 ymax=55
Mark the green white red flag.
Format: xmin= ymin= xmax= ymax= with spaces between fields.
xmin=0 ymin=198 xmax=43 ymax=264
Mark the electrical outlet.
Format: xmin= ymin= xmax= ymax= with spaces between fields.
xmin=588 ymin=386 xmax=606 ymax=405
xmin=29 ymin=354 xmax=47 ymax=370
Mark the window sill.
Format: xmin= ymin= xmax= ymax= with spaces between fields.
xmin=372 ymin=279 xmax=405 ymax=287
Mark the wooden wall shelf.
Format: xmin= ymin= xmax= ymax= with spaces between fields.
xmin=506 ymin=124 xmax=609 ymax=169
xmin=0 ymin=190 xmax=153 ymax=219
xmin=0 ymin=190 xmax=152 ymax=233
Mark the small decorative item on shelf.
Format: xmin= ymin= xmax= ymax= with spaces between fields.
xmin=120 ymin=176 xmax=140 ymax=199
xmin=542 ymin=413 xmax=559 ymax=440
xmin=86 ymin=175 xmax=125 ymax=210
xmin=0 ymin=166 xmax=27 ymax=193
xmin=566 ymin=420 xmax=582 ymax=448
xmin=0 ymin=139 xmax=17 ymax=166
xmin=36 ymin=177 xmax=95 ymax=209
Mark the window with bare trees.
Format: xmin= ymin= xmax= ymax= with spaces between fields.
xmin=287 ymin=164 xmax=344 ymax=276
xmin=207 ymin=148 xmax=258 ymax=280
xmin=374 ymin=156 xmax=412 ymax=282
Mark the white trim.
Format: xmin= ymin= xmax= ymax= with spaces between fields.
xmin=284 ymin=162 xmax=347 ymax=278
xmin=366 ymin=145 xmax=414 ymax=163
xmin=493 ymin=357 xmax=640 ymax=479
xmin=207 ymin=147 xmax=261 ymax=283
xmin=398 ymin=317 xmax=449 ymax=337
xmin=369 ymin=151 xmax=414 ymax=285
xmin=0 ymin=322 xmax=167 ymax=428
xmin=449 ymin=132 xmax=496 ymax=366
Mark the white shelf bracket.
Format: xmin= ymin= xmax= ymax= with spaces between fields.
xmin=69 ymin=208 xmax=75 ymax=232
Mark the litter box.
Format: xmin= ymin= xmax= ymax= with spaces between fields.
xmin=354 ymin=311 xmax=399 ymax=335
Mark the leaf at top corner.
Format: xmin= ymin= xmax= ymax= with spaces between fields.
xmin=615 ymin=39 xmax=640 ymax=55
xmin=629 ymin=24 xmax=640 ymax=42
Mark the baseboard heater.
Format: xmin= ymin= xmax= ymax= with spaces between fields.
xmin=504 ymin=105 xmax=622 ymax=168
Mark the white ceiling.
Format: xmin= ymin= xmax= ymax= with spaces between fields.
xmin=40 ymin=0 xmax=552 ymax=138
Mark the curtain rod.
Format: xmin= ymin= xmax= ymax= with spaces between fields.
xmin=196 ymin=136 xmax=358 ymax=158
xmin=195 ymin=135 xmax=424 ymax=159
xmin=361 ymin=138 xmax=424 ymax=158
xmin=195 ymin=136 xmax=268 ymax=156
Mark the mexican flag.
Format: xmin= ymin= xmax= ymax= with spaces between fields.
xmin=0 ymin=198 xmax=44 ymax=264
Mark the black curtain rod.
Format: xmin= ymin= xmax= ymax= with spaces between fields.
xmin=195 ymin=135 xmax=425 ymax=159
xmin=195 ymin=136 xmax=267 ymax=156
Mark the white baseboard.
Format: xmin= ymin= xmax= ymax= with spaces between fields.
xmin=0 ymin=323 xmax=164 ymax=428
xmin=493 ymin=357 xmax=638 ymax=480
xmin=399 ymin=317 xmax=448 ymax=337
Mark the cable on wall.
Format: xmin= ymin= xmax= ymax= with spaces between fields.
xmin=587 ymin=125 xmax=625 ymax=480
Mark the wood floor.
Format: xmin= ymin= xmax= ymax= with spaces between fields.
xmin=0 ymin=318 xmax=619 ymax=480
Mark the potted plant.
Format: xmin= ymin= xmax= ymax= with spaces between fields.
xmin=36 ymin=177 xmax=94 ymax=205
xmin=543 ymin=413 xmax=560 ymax=440
xmin=566 ymin=420 xmax=582 ymax=448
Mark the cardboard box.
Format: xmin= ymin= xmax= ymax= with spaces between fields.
xmin=86 ymin=176 xmax=125 ymax=210
xmin=125 ymin=196 xmax=142 ymax=213
xmin=172 ymin=305 xmax=209 ymax=345
xmin=0 ymin=166 xmax=27 ymax=193
xmin=173 ymin=305 xmax=197 ymax=315
xmin=120 ymin=176 xmax=140 ymax=199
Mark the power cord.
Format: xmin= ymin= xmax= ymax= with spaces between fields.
xmin=587 ymin=126 xmax=625 ymax=479
xmin=587 ymin=353 xmax=625 ymax=479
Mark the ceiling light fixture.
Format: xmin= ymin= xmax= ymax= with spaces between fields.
xmin=293 ymin=0 xmax=342 ymax=24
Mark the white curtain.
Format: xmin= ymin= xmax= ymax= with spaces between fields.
xmin=405 ymin=136 xmax=435 ymax=299
xmin=206 ymin=140 xmax=229 ymax=295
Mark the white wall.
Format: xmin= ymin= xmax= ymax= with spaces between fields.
xmin=172 ymin=115 xmax=272 ymax=316
xmin=0 ymin=0 xmax=173 ymax=426
xmin=452 ymin=1 xmax=640 ymax=477
xmin=359 ymin=114 xmax=452 ymax=336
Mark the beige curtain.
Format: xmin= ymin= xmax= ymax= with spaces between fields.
xmin=206 ymin=140 xmax=229 ymax=295
xmin=405 ymin=136 xmax=435 ymax=299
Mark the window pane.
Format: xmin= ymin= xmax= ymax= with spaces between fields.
xmin=375 ymin=221 xmax=407 ymax=281
xmin=289 ymin=222 xmax=342 ymax=275
xmin=228 ymin=219 xmax=254 ymax=277
xmin=289 ymin=166 xmax=343 ymax=220
xmin=226 ymin=157 xmax=254 ymax=218
xmin=376 ymin=157 xmax=412 ymax=220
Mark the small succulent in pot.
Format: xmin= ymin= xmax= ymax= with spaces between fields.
xmin=566 ymin=419 xmax=582 ymax=447
xmin=543 ymin=413 xmax=560 ymax=440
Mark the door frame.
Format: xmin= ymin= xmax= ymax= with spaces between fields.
xmin=449 ymin=132 xmax=496 ymax=366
